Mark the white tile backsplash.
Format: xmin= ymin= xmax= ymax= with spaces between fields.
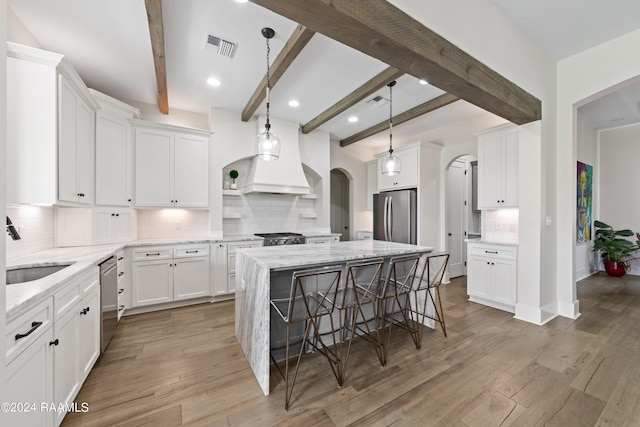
xmin=223 ymin=193 xmax=317 ymax=235
xmin=6 ymin=205 xmax=55 ymax=260
xmin=482 ymin=209 xmax=519 ymax=244
xmin=136 ymin=209 xmax=210 ymax=239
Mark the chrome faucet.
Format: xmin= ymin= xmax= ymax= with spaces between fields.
xmin=6 ymin=216 xmax=21 ymax=240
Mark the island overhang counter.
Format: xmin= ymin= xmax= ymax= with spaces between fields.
xmin=234 ymin=240 xmax=434 ymax=395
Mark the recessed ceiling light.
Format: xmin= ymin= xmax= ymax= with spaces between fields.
xmin=419 ymin=79 xmax=429 ymax=85
xmin=207 ymin=77 xmax=221 ymax=87
xmin=288 ymin=99 xmax=300 ymax=107
xmin=235 ymin=0 xmax=248 ymax=3
xmin=348 ymin=116 xmax=358 ymax=123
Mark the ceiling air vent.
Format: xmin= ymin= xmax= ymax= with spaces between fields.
xmin=367 ymin=95 xmax=389 ymax=107
xmin=204 ymin=33 xmax=237 ymax=58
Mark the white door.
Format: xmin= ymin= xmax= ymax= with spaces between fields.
xmin=174 ymin=133 xmax=209 ymax=207
xmin=135 ymin=128 xmax=173 ymax=207
xmin=330 ymin=169 xmax=349 ymax=241
xmin=446 ymin=160 xmax=466 ymax=278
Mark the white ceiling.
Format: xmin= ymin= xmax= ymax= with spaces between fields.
xmin=8 ymin=0 xmax=640 ymax=155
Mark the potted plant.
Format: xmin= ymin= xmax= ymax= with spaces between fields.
xmin=592 ymin=220 xmax=640 ymax=276
xmin=229 ymin=170 xmax=239 ymax=190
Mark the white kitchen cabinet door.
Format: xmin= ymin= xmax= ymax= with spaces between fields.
xmin=95 ymin=112 xmax=132 ymax=206
xmin=173 ymin=133 xmax=209 ymax=208
xmin=132 ymin=259 xmax=173 ymax=307
xmin=466 ymin=243 xmax=517 ymax=313
xmin=78 ymin=285 xmax=100 ymax=383
xmin=466 ymin=255 xmax=491 ymax=300
xmin=117 ymin=250 xmax=131 ymax=319
xmin=491 ymin=258 xmax=517 ymax=307
xmin=58 ymin=75 xmax=93 ymax=205
xmin=477 ymin=124 xmax=519 ymax=209
xmin=53 ymin=306 xmax=81 ymax=427
xmin=5 ymin=326 xmax=55 ymax=427
xmin=135 ymin=127 xmax=173 ymax=207
xmin=112 ymin=210 xmax=135 ymax=242
xmin=377 ymin=145 xmax=419 ymax=192
xmin=212 ymin=243 xmax=229 ymax=296
xmin=174 ymin=257 xmax=210 ymax=300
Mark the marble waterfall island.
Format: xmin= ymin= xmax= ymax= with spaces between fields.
xmin=234 ymin=240 xmax=434 ymax=395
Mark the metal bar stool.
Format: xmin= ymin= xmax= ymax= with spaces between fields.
xmin=326 ymin=258 xmax=385 ymax=379
xmin=377 ymin=254 xmax=424 ymax=362
xmin=269 ymin=265 xmax=343 ymax=410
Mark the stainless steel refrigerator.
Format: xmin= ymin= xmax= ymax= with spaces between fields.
xmin=373 ymin=189 xmax=417 ymax=244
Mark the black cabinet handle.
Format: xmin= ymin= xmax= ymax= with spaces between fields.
xmin=485 ymin=250 xmax=498 ymax=254
xmin=119 ymin=288 xmax=124 ymax=294
xmin=186 ymin=250 xmax=199 ymax=254
xmin=128 ymin=199 xmax=132 ymax=202
xmin=118 ymin=257 xmax=124 ymax=261
xmin=119 ymin=305 xmax=125 ymax=312
xmin=15 ymin=321 xmax=43 ymax=341
xmin=49 ymin=339 xmax=59 ymax=346
xmin=118 ymin=271 xmax=125 ymax=277
xmin=111 ymin=213 xmax=115 ymax=216
xmin=146 ymin=253 xmax=161 ymax=256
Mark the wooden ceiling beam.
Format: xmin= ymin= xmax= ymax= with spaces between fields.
xmin=241 ymin=25 xmax=315 ymax=122
xmin=302 ymin=66 xmax=404 ymax=134
xmin=144 ymin=0 xmax=169 ymax=114
xmin=249 ymin=0 xmax=541 ymax=125
xmin=340 ymin=93 xmax=459 ymax=147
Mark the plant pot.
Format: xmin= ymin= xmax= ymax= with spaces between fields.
xmin=604 ymin=260 xmax=627 ymax=277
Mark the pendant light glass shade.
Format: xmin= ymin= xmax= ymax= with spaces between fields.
xmin=381 ymin=81 xmax=400 ymax=175
xmin=256 ymin=27 xmax=280 ymax=161
xmin=256 ymin=124 xmax=280 ymax=161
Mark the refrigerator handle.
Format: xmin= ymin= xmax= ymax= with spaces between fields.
xmin=383 ymin=196 xmax=389 ymax=241
xmin=388 ymin=196 xmax=393 ymax=241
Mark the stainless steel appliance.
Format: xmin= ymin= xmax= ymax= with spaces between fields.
xmin=99 ymin=256 xmax=118 ymax=353
xmin=373 ymin=189 xmax=417 ymax=244
xmin=255 ymin=232 xmax=305 ymax=246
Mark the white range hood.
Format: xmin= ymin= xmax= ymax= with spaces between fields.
xmin=243 ymin=118 xmax=311 ymax=195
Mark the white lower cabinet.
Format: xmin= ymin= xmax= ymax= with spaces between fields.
xmin=5 ymin=298 xmax=55 ymax=426
xmin=211 ymin=240 xmax=263 ymax=297
xmin=5 ymin=269 xmax=99 ymax=427
xmin=116 ymin=250 xmax=130 ymax=320
xmin=131 ymin=244 xmax=210 ymax=308
xmin=467 ymin=242 xmax=517 ymax=313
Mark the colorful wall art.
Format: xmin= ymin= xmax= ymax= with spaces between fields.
xmin=577 ymin=161 xmax=593 ymax=244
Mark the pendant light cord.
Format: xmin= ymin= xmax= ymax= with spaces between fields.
xmin=389 ymin=81 xmax=394 ymax=154
xmin=265 ymin=35 xmax=271 ymax=131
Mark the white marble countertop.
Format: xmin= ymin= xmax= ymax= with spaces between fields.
xmin=237 ymin=240 xmax=434 ymax=271
xmin=5 ymin=234 xmax=263 ymax=319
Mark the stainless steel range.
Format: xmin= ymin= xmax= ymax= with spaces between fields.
xmin=255 ymin=232 xmax=305 ymax=246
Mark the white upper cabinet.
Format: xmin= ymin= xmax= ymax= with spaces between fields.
xmin=92 ymin=89 xmax=140 ymax=207
xmin=6 ymin=42 xmax=99 ymax=206
xmin=133 ymin=120 xmax=210 ymax=208
xmin=477 ymin=124 xmax=519 ymax=209
xmin=376 ymin=144 xmax=419 ymax=192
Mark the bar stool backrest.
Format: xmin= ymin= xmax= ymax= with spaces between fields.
xmin=382 ymin=254 xmax=422 ymax=296
xmin=344 ymin=258 xmax=384 ymax=306
xmin=287 ymin=265 xmax=343 ymax=323
xmin=424 ymin=252 xmax=449 ymax=290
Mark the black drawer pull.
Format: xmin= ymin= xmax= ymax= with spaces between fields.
xmin=49 ymin=339 xmax=59 ymax=346
xmin=118 ymin=271 xmax=125 ymax=277
xmin=15 ymin=321 xmax=43 ymax=341
xmin=485 ymin=250 xmax=498 ymax=254
xmin=119 ymin=305 xmax=125 ymax=312
xmin=185 ymin=250 xmax=199 ymax=254
xmin=118 ymin=257 xmax=124 ymax=261
xmin=119 ymin=288 xmax=125 ymax=294
xmin=146 ymin=253 xmax=161 ymax=256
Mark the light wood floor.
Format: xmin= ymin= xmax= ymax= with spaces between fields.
xmin=62 ymin=273 xmax=640 ymax=426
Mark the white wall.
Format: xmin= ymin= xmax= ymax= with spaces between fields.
xmin=329 ymin=139 xmax=370 ymax=240
xmin=136 ymin=209 xmax=210 ymax=240
xmin=126 ymin=100 xmax=209 ymax=130
xmin=575 ymin=114 xmax=598 ymax=280
xmin=598 ymin=124 xmax=640 ymax=275
xmin=557 ymin=28 xmax=640 ymax=318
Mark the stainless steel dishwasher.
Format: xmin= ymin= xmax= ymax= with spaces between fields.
xmin=100 ymin=256 xmax=118 ymax=353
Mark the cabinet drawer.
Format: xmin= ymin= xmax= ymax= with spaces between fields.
xmin=116 ymin=250 xmax=126 ymax=266
xmin=227 ymin=241 xmax=262 ymax=254
xmin=132 ymin=246 xmax=172 ymax=261
xmin=6 ymin=297 xmax=53 ymax=364
xmin=80 ymin=269 xmax=99 ymax=297
xmin=174 ymin=244 xmax=209 ymax=258
xmin=468 ymin=244 xmax=517 ymax=260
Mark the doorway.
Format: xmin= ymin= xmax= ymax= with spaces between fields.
xmin=330 ymin=169 xmax=350 ymax=241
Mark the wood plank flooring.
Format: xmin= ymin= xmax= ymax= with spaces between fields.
xmin=62 ymin=273 xmax=640 ymax=426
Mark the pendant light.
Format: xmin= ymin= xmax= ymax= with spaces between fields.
xmin=381 ymin=81 xmax=400 ymax=175
xmin=256 ymin=27 xmax=281 ymax=161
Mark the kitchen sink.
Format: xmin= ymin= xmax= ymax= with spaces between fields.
xmin=6 ymin=263 xmax=73 ymax=285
